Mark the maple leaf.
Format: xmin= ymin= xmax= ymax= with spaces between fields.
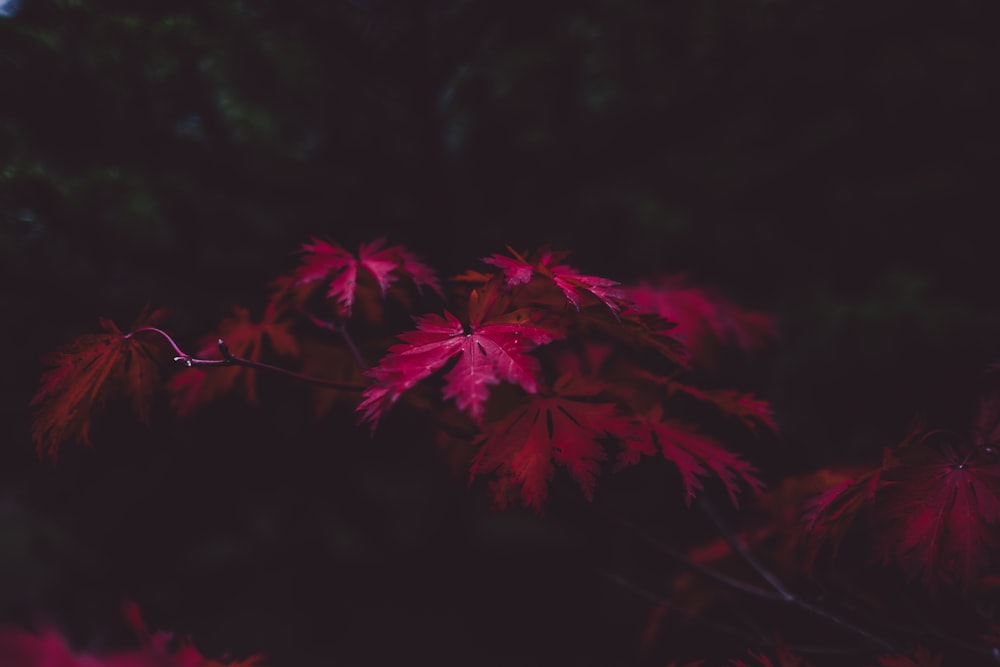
xmin=469 ymin=374 xmax=628 ymax=512
xmin=618 ymin=405 xmax=764 ymax=506
xmin=679 ymin=386 xmax=776 ymax=432
xmin=169 ymin=305 xmax=299 ymax=416
xmin=278 ymin=237 xmax=442 ymax=318
xmin=482 ymin=246 xmax=627 ymax=315
xmin=800 ymin=449 xmax=896 ymax=571
xmin=358 ymin=287 xmax=565 ymax=428
xmin=625 ymin=275 xmax=777 ymax=366
xmin=803 ymin=393 xmax=1000 ymax=590
xmin=637 ymin=373 xmax=777 ymax=433
xmin=571 ymin=306 xmax=690 ymax=371
xmin=31 ymin=308 xmax=169 ymax=461
xmin=877 ymin=443 xmax=1000 ymax=590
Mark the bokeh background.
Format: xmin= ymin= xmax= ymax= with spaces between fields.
xmin=2 ymin=1 xmax=1000 ymax=665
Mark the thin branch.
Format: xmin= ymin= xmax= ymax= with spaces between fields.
xmin=174 ymin=338 xmax=366 ymax=392
xmin=697 ymin=496 xmax=793 ymax=599
xmin=599 ymin=569 xmax=762 ymax=645
xmin=601 ymin=570 xmax=877 ymax=657
xmin=594 ymin=506 xmax=782 ymax=601
xmin=596 ymin=503 xmax=896 ymax=652
xmin=131 ymin=326 xmax=366 ymax=392
xmin=696 ymin=495 xmax=898 ymax=653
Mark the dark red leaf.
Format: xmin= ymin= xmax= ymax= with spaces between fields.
xmin=800 ymin=450 xmax=895 ymax=570
xmin=31 ymin=308 xmax=168 ymax=461
xmin=626 ymin=275 xmax=777 ymax=365
xmin=878 ymin=444 xmax=1000 ymax=590
xmin=639 ymin=374 xmax=777 ymax=433
xmin=619 ymin=405 xmax=764 ymax=506
xmin=469 ymin=374 xmax=627 ymax=511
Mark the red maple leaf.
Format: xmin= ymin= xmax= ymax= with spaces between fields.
xmin=637 ymin=373 xmax=777 ymax=433
xmin=31 ymin=308 xmax=169 ymax=461
xmin=800 ymin=449 xmax=896 ymax=571
xmin=569 ymin=307 xmax=690 ymax=372
xmin=279 ymin=237 xmax=442 ymax=318
xmin=877 ymin=443 xmax=1000 ymax=590
xmin=803 ymin=398 xmax=1000 ymax=590
xmin=469 ymin=374 xmax=628 ymax=512
xmin=358 ymin=288 xmax=565 ymax=428
xmin=483 ymin=246 xmax=627 ymax=315
xmin=169 ymin=305 xmax=299 ymax=416
xmin=618 ymin=405 xmax=764 ymax=506
xmin=625 ymin=275 xmax=777 ymax=365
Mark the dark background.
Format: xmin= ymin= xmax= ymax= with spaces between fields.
xmin=2 ymin=1 xmax=1000 ymax=665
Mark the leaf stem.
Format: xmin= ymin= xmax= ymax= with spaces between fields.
xmin=127 ymin=326 xmax=187 ymax=358
xmin=297 ymin=311 xmax=369 ymax=372
xmin=337 ymin=321 xmax=369 ymax=372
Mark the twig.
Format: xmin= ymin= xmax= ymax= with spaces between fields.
xmin=131 ymin=327 xmax=366 ymax=392
xmin=601 ymin=570 xmax=877 ymax=656
xmin=596 ymin=503 xmax=897 ymax=652
xmin=599 ymin=569 xmax=762 ymax=645
xmin=697 ymin=496 xmax=792 ymax=599
xmin=593 ymin=506 xmax=782 ymax=601
xmin=696 ymin=495 xmax=897 ymax=653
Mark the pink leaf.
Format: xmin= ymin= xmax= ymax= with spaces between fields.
xmin=359 ymin=289 xmax=564 ymax=428
xmin=286 ymin=237 xmax=441 ymax=318
xmin=483 ymin=246 xmax=626 ymax=315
